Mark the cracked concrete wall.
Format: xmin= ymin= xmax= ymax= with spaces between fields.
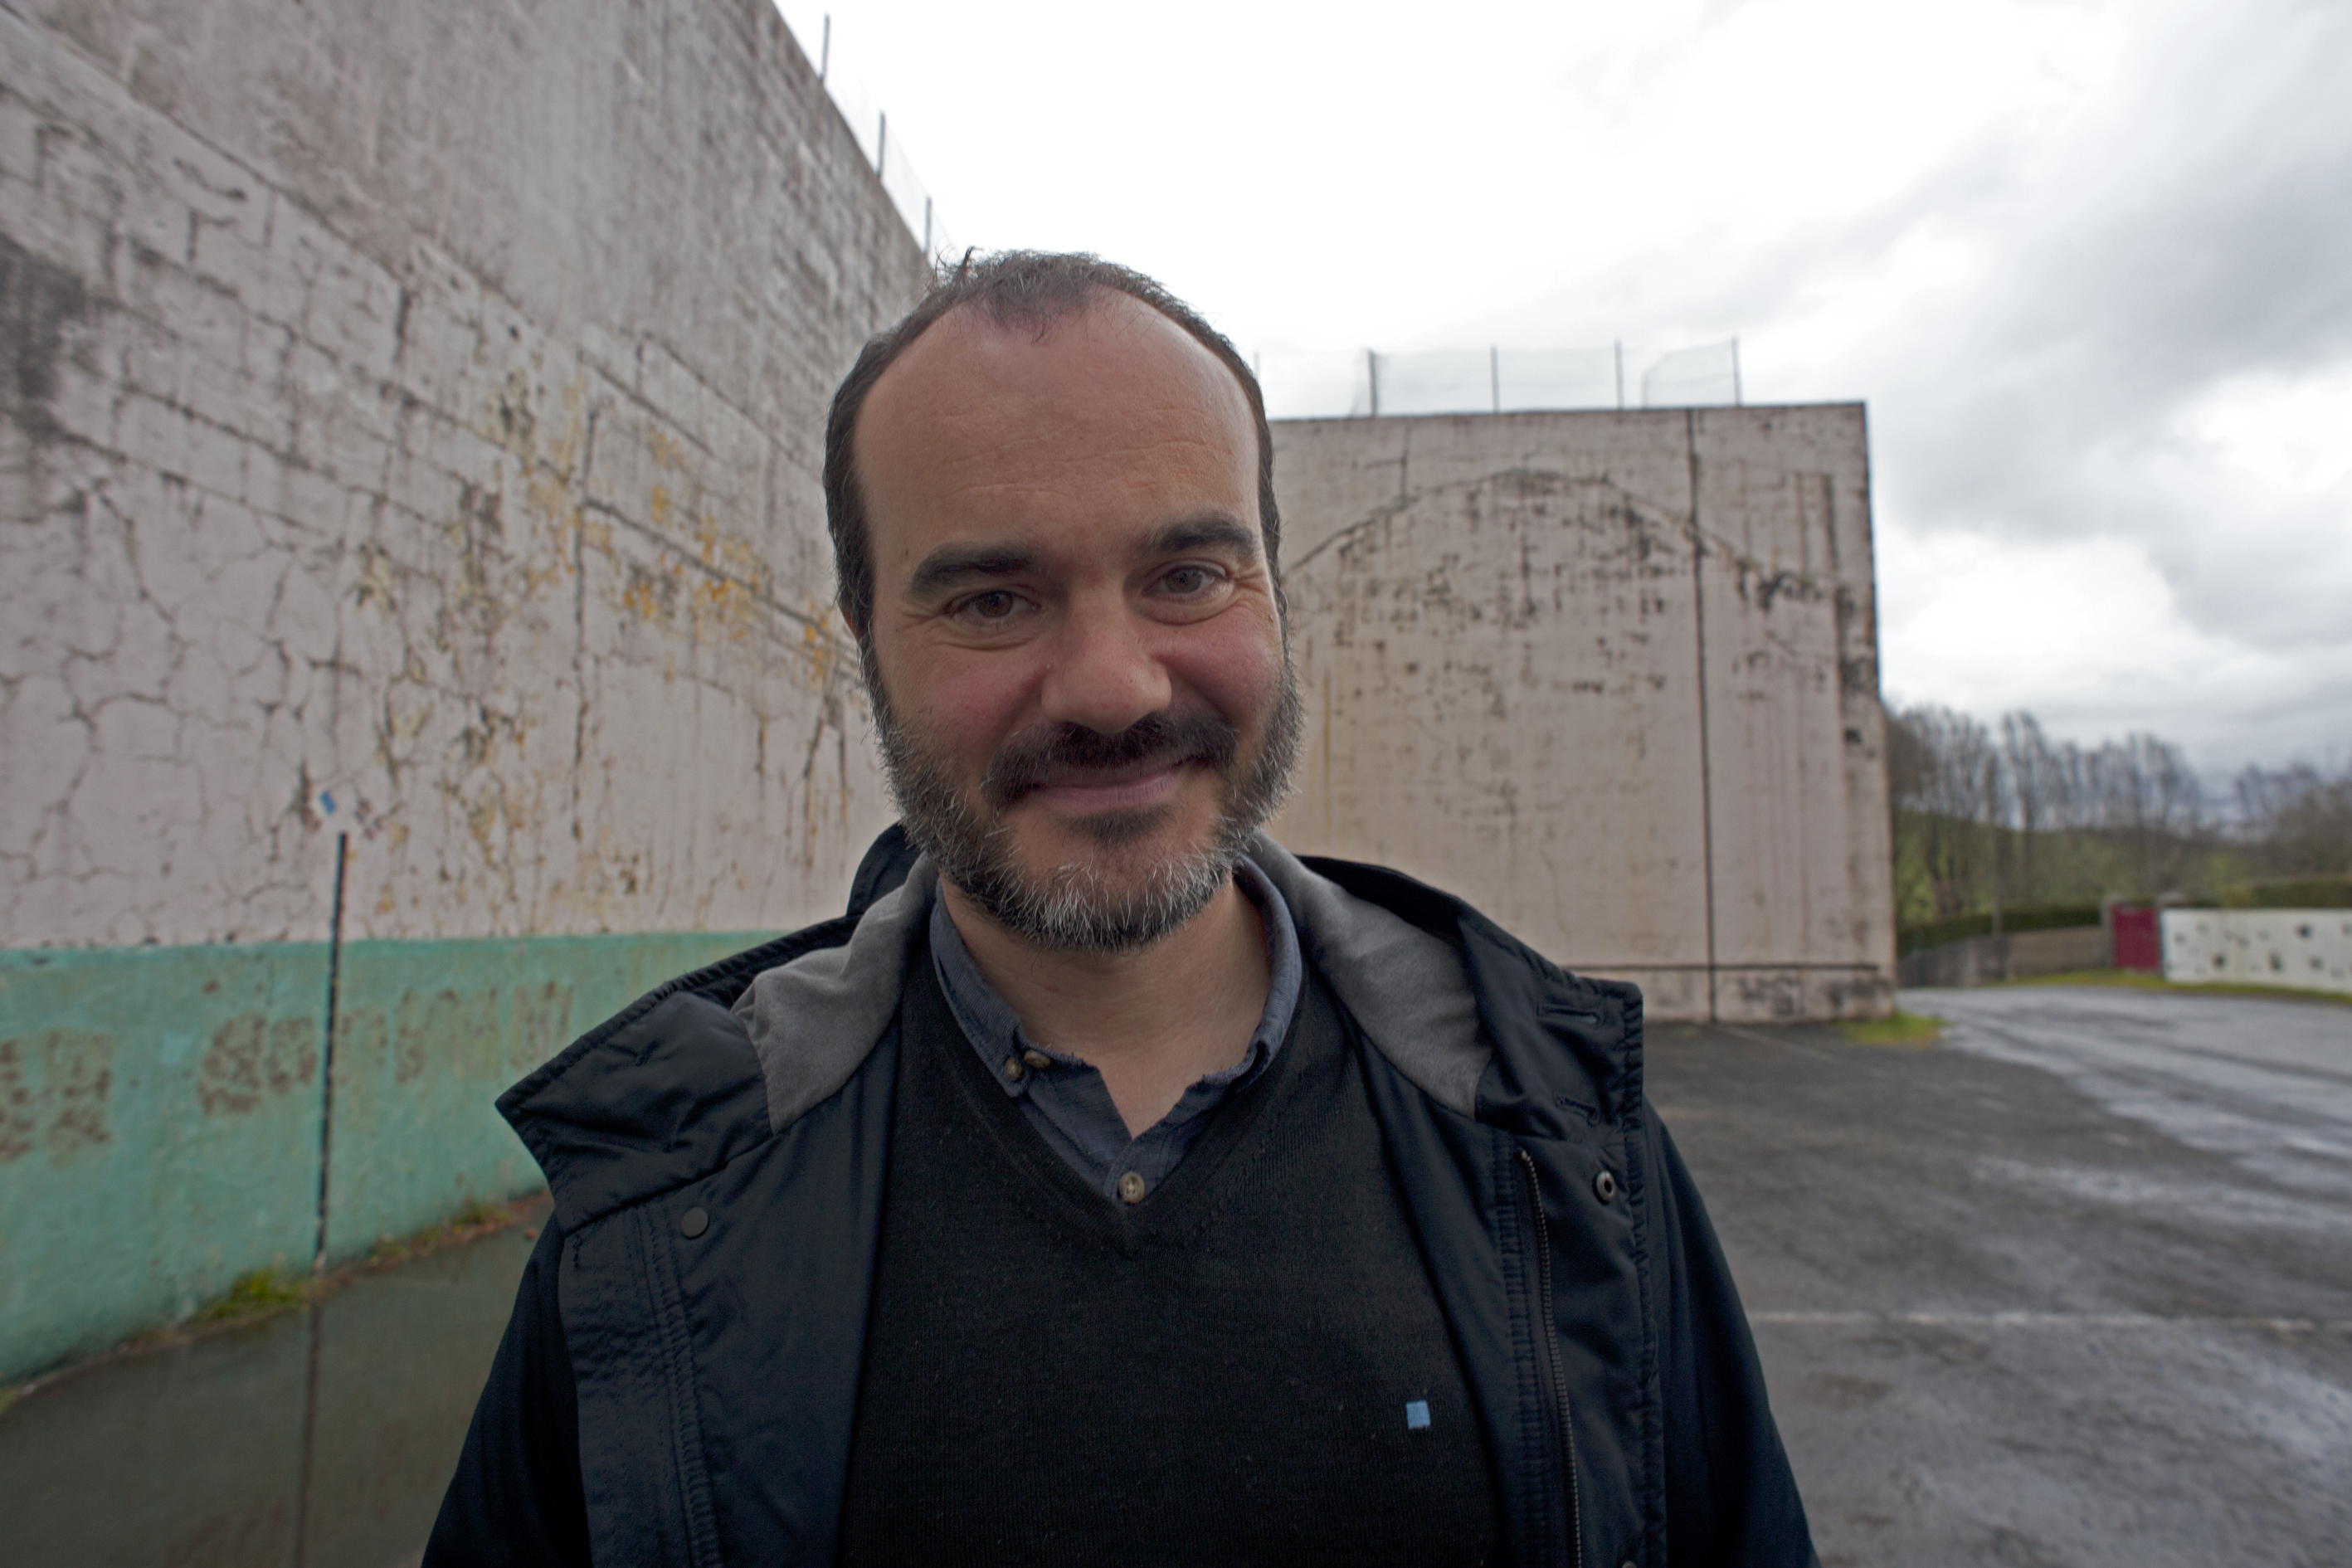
xmin=1269 ymin=406 xmax=1896 ymax=1023
xmin=1 ymin=0 xmax=923 ymax=952
xmin=0 ymin=0 xmax=928 ymax=1379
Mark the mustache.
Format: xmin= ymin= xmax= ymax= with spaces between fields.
xmin=982 ymin=710 xmax=1240 ymax=810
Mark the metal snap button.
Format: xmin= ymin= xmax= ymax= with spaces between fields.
xmin=1593 ymin=1170 xmax=1619 ymax=1204
xmin=1022 ymin=1049 xmax=1052 ymax=1070
xmin=680 ymin=1206 xmax=709 ymax=1239
xmin=1118 ymin=1171 xmax=1147 ymax=1205
xmin=1001 ymin=1056 xmax=1025 ymax=1081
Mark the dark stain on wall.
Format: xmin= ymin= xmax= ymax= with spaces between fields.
xmin=0 ymin=1029 xmax=118 ymax=1160
xmin=0 ymin=229 xmax=96 ymax=444
xmin=197 ymin=1015 xmax=319 ymax=1114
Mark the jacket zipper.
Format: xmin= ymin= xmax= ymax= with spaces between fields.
xmin=1518 ymin=1146 xmax=1585 ymax=1568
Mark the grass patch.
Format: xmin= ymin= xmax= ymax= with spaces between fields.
xmin=195 ymin=1267 xmax=313 ymax=1325
xmin=1838 ymin=1011 xmax=1945 ymax=1045
xmin=365 ymin=1195 xmax=537 ymax=1268
xmin=7 ymin=1193 xmax=550 ymax=1404
xmin=1993 ymin=969 xmax=2352 ymax=1007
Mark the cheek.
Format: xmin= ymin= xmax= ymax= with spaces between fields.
xmin=1170 ymin=610 xmax=1287 ymax=726
xmin=888 ymin=643 xmax=1037 ymax=759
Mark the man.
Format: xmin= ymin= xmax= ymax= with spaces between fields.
xmin=428 ymin=252 xmax=1815 ymax=1566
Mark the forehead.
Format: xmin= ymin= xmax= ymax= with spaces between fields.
xmin=854 ymin=291 xmax=1258 ymax=562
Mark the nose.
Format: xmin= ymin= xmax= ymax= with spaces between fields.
xmin=1037 ymin=590 xmax=1171 ymax=735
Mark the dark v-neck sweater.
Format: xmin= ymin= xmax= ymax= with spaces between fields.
xmin=835 ymin=935 xmax=1502 ymax=1567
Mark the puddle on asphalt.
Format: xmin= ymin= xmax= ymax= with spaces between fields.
xmin=2 ymin=1205 xmax=542 ymax=1568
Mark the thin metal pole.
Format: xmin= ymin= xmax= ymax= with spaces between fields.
xmin=1366 ymin=349 xmax=1380 ymax=417
xmin=875 ymin=111 xmax=887 ymax=174
xmin=1731 ymin=337 xmax=1743 ymax=407
xmin=923 ymin=197 xmax=932 ymax=255
xmin=313 ymin=832 xmax=348 ymax=1273
xmin=1490 ymin=344 xmax=1500 ymax=414
xmin=1685 ymin=415 xmax=1718 ymax=1022
xmin=1614 ymin=341 xmax=1624 ymax=411
xmin=819 ymin=14 xmax=830 ymax=80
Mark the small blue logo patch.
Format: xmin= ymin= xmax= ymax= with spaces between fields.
xmin=1405 ymin=1400 xmax=1431 ymax=1430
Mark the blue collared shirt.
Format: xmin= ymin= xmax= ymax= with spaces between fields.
xmin=928 ymin=856 xmax=1305 ymax=1205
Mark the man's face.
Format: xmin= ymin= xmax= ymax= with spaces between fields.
xmin=853 ymin=293 xmax=1299 ymax=952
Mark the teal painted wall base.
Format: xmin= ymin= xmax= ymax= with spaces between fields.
xmin=0 ymin=930 xmax=777 ymax=1381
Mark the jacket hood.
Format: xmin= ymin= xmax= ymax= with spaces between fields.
xmin=501 ymin=830 xmax=1642 ymax=1233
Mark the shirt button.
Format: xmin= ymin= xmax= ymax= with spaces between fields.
xmin=1118 ymin=1171 xmax=1147 ymax=1205
xmin=1022 ymin=1049 xmax=1052 ymax=1070
xmin=1001 ymin=1056 xmax=1025 ymax=1082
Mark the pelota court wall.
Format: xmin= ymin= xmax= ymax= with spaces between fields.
xmin=0 ymin=0 xmax=928 ymax=1380
xmin=1267 ymin=406 xmax=1897 ymax=1025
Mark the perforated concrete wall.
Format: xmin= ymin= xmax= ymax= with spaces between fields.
xmin=2162 ymin=910 xmax=2352 ymax=995
xmin=1269 ymin=406 xmax=1897 ymax=1022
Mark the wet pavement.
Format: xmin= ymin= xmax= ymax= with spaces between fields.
xmin=7 ymin=986 xmax=2348 ymax=1565
xmin=1653 ymin=986 xmax=2352 ymax=1566
xmin=2 ymin=1205 xmax=543 ymax=1568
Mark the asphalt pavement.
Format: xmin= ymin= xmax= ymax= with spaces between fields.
xmin=7 ymin=983 xmax=2346 ymax=1566
xmin=1651 ymin=984 xmax=2352 ymax=1567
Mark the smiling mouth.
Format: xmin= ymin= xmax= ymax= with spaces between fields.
xmin=1023 ymin=761 xmax=1191 ymax=814
xmin=983 ymin=712 xmax=1239 ymax=812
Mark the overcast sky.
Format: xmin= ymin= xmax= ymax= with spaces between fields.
xmin=781 ymin=0 xmax=2351 ymax=779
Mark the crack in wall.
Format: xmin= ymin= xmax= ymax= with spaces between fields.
xmin=0 ymin=12 xmax=931 ymax=950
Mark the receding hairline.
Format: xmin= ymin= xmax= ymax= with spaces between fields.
xmin=825 ymin=249 xmax=1287 ymax=641
xmin=857 ymin=285 xmax=1256 ymax=449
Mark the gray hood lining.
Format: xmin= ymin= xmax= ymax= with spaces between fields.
xmin=733 ymin=858 xmax=938 ymax=1132
xmin=731 ymin=839 xmax=1488 ymax=1133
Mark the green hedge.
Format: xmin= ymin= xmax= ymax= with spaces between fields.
xmin=1898 ymin=903 xmax=2104 ymax=956
xmin=2214 ymin=874 xmax=2352 ymax=909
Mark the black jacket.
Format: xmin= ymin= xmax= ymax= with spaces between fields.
xmin=428 ymin=830 xmax=1815 ymax=1567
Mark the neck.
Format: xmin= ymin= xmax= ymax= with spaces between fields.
xmin=939 ymin=874 xmax=1271 ymax=1137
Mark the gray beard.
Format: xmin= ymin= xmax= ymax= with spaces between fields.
xmin=864 ymin=641 xmax=1303 ymax=954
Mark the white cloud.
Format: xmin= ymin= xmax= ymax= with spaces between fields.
xmin=1879 ymin=524 xmax=2352 ymax=769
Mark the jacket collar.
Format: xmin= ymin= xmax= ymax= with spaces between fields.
xmin=504 ymin=830 xmax=1639 ymax=1228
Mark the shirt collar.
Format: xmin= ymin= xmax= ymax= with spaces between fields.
xmin=928 ymin=855 xmax=1305 ymax=1099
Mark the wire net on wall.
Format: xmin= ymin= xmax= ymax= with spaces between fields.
xmin=1256 ymin=340 xmax=1743 ymax=420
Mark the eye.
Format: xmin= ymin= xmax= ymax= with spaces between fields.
xmin=968 ymin=591 xmax=1019 ymax=618
xmin=1158 ymin=564 xmax=1223 ymax=597
xmin=951 ymin=588 xmax=1030 ymax=626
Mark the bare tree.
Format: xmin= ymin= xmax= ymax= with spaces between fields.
xmin=2234 ymin=762 xmax=2352 ymax=878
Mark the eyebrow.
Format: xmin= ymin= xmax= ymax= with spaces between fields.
xmin=905 ymin=543 xmax=1038 ymax=602
xmin=1142 ymin=513 xmax=1260 ymax=561
xmin=902 ymin=513 xmax=1261 ymax=602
